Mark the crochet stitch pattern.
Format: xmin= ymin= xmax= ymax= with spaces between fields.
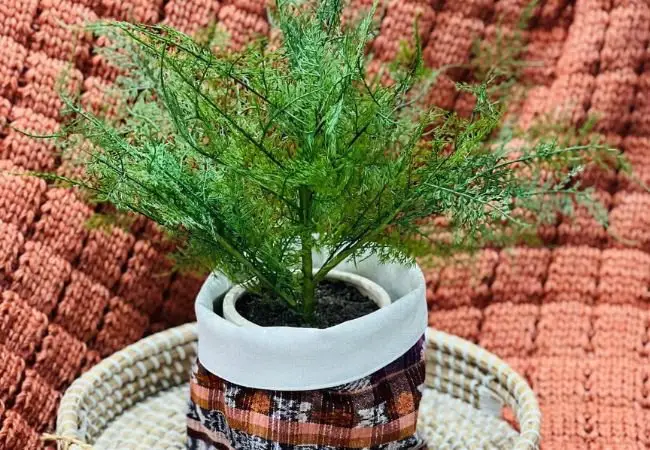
xmin=0 ymin=0 xmax=648 ymax=448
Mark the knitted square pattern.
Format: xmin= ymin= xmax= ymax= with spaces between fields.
xmin=0 ymin=0 xmax=649 ymax=448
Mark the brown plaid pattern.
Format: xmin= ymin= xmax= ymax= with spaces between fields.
xmin=187 ymin=336 xmax=425 ymax=449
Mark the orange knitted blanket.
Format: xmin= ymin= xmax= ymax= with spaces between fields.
xmin=0 ymin=0 xmax=647 ymax=448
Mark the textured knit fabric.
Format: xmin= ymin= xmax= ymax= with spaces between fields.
xmin=187 ymin=338 xmax=425 ymax=449
xmin=0 ymin=0 xmax=649 ymax=449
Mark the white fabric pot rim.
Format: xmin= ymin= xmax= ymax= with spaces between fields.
xmin=195 ymin=252 xmax=428 ymax=391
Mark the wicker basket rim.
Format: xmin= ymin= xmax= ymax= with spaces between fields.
xmin=53 ymin=324 xmax=540 ymax=450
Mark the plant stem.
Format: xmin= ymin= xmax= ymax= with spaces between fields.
xmin=299 ymin=186 xmax=316 ymax=321
xmin=314 ymin=199 xmax=409 ymax=284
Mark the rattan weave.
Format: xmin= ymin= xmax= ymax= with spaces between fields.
xmin=53 ymin=324 xmax=540 ymax=450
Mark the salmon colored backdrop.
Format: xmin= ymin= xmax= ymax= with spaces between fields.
xmin=0 ymin=0 xmax=649 ymax=448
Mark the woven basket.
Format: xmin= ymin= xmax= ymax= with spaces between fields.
xmin=52 ymin=324 xmax=540 ymax=450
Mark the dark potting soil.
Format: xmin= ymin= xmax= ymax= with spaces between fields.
xmin=237 ymin=280 xmax=380 ymax=328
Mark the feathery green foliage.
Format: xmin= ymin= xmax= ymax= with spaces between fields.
xmin=54 ymin=0 xmax=620 ymax=323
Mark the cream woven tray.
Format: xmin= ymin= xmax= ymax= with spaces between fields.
xmin=53 ymin=323 xmax=541 ymax=450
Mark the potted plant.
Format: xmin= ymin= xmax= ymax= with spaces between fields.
xmin=49 ymin=0 xmax=617 ymax=447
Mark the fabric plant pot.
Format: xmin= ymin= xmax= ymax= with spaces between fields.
xmin=187 ymin=253 xmax=429 ymax=449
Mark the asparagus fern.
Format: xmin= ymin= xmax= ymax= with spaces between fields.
xmin=53 ymin=0 xmax=619 ymax=322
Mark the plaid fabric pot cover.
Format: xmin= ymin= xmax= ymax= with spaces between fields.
xmin=187 ymin=336 xmax=426 ymax=449
xmin=189 ymin=254 xmax=428 ymax=449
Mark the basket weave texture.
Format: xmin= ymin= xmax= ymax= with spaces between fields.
xmin=0 ymin=0 xmax=649 ymax=448
xmin=54 ymin=324 xmax=541 ymax=450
